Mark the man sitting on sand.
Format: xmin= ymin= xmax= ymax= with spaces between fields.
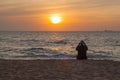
xmin=76 ymin=40 xmax=88 ymax=60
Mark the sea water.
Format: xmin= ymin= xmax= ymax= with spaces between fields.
xmin=0 ymin=31 xmax=120 ymax=61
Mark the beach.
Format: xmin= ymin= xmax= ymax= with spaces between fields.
xmin=0 ymin=60 xmax=120 ymax=80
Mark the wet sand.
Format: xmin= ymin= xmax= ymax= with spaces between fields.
xmin=0 ymin=60 xmax=120 ymax=80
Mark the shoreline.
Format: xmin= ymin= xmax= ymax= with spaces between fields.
xmin=0 ymin=58 xmax=120 ymax=62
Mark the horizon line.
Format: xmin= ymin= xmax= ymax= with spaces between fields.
xmin=0 ymin=30 xmax=120 ymax=32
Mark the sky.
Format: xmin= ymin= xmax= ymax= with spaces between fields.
xmin=0 ymin=0 xmax=120 ymax=31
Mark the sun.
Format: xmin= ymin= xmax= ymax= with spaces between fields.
xmin=51 ymin=15 xmax=61 ymax=24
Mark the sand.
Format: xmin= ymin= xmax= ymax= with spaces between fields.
xmin=0 ymin=60 xmax=120 ymax=80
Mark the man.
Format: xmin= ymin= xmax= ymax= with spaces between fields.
xmin=76 ymin=40 xmax=88 ymax=60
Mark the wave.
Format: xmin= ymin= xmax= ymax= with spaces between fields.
xmin=0 ymin=47 xmax=75 ymax=59
xmin=0 ymin=47 xmax=18 ymax=53
xmin=20 ymin=39 xmax=40 ymax=42
xmin=20 ymin=47 xmax=57 ymax=55
xmin=0 ymin=47 xmax=119 ymax=61
xmin=49 ymin=40 xmax=69 ymax=45
xmin=8 ymin=47 xmax=72 ymax=59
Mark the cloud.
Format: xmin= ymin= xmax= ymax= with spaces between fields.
xmin=0 ymin=0 xmax=120 ymax=16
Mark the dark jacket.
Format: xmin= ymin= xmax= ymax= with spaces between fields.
xmin=76 ymin=44 xmax=88 ymax=59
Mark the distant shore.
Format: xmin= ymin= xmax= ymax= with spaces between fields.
xmin=0 ymin=60 xmax=120 ymax=80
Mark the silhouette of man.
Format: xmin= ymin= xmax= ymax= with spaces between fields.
xmin=76 ymin=40 xmax=88 ymax=60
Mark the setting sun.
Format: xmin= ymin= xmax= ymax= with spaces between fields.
xmin=51 ymin=15 xmax=61 ymax=24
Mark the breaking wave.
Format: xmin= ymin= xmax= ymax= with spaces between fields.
xmin=48 ymin=40 xmax=69 ymax=45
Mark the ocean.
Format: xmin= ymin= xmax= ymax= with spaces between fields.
xmin=0 ymin=31 xmax=120 ymax=61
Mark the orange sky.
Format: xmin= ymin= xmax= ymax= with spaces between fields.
xmin=0 ymin=0 xmax=120 ymax=31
